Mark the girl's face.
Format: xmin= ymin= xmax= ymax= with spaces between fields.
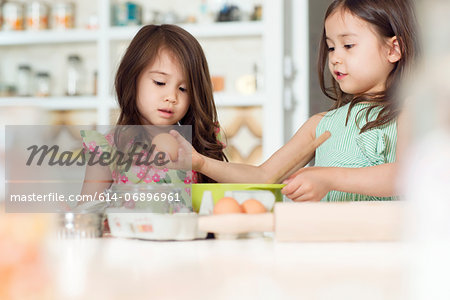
xmin=136 ymin=49 xmax=190 ymax=125
xmin=325 ymin=9 xmax=396 ymax=95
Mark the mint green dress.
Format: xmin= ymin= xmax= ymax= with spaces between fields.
xmin=315 ymin=102 xmax=397 ymax=202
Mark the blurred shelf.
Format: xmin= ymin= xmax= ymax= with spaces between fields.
xmin=0 ymin=22 xmax=263 ymax=46
xmin=0 ymin=96 xmax=100 ymax=109
xmin=108 ymin=21 xmax=264 ymax=41
xmin=213 ymin=92 xmax=265 ymax=107
xmin=0 ymin=0 xmax=284 ymax=156
xmin=0 ymin=29 xmax=99 ymax=46
xmin=0 ymin=93 xmax=263 ymax=110
xmin=103 ymin=93 xmax=265 ymax=109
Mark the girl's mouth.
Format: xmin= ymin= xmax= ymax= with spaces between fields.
xmin=334 ymin=71 xmax=347 ymax=80
xmin=158 ymin=108 xmax=174 ymax=118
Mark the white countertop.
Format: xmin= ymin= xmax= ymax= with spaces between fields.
xmin=45 ymin=237 xmax=411 ymax=300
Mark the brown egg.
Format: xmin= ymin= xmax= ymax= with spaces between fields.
xmin=213 ymin=197 xmax=243 ymax=214
xmin=241 ymin=199 xmax=267 ymax=214
xmin=152 ymin=133 xmax=179 ymax=161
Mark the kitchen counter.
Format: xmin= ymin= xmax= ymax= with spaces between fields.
xmin=46 ymin=236 xmax=410 ymax=300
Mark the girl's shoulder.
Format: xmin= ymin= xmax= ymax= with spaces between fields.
xmin=318 ymin=102 xmax=386 ymax=126
xmin=80 ymin=129 xmax=115 ymax=153
xmin=294 ymin=112 xmax=326 ymax=141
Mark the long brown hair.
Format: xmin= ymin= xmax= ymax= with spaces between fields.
xmin=115 ymin=24 xmax=227 ymax=183
xmin=318 ymin=0 xmax=419 ymax=132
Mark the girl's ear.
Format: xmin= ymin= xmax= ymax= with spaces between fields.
xmin=387 ymin=36 xmax=402 ymax=63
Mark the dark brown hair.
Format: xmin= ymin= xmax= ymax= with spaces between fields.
xmin=115 ymin=24 xmax=227 ymax=183
xmin=318 ymin=0 xmax=419 ymax=132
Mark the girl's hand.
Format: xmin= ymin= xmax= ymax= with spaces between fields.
xmin=281 ymin=167 xmax=332 ymax=202
xmin=169 ymin=130 xmax=205 ymax=171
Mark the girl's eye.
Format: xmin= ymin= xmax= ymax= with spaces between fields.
xmin=327 ymin=47 xmax=335 ymax=52
xmin=153 ymin=80 xmax=165 ymax=86
xmin=344 ymin=44 xmax=354 ymax=49
xmin=179 ymin=87 xmax=187 ymax=92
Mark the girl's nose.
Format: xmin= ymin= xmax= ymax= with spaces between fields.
xmin=165 ymin=91 xmax=177 ymax=103
xmin=165 ymin=96 xmax=176 ymax=103
xmin=330 ymin=52 xmax=342 ymax=65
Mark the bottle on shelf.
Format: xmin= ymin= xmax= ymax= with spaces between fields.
xmin=26 ymin=1 xmax=49 ymax=30
xmin=52 ymin=2 xmax=75 ymax=30
xmin=17 ymin=64 xmax=32 ymax=97
xmin=112 ymin=1 xmax=142 ymax=27
xmin=93 ymin=70 xmax=97 ymax=96
xmin=2 ymin=2 xmax=24 ymax=31
xmin=197 ymin=0 xmax=214 ymax=24
xmin=35 ymin=71 xmax=50 ymax=97
xmin=66 ymin=54 xmax=83 ymax=96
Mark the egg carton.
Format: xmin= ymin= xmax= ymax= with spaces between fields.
xmin=106 ymin=208 xmax=207 ymax=241
xmin=198 ymin=189 xmax=275 ymax=215
xmin=198 ymin=190 xmax=275 ymax=240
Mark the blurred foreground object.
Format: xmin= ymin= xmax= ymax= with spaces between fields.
xmin=399 ymin=1 xmax=450 ymax=299
xmin=0 ymin=205 xmax=53 ymax=299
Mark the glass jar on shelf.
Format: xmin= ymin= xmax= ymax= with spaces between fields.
xmin=26 ymin=1 xmax=49 ymax=30
xmin=17 ymin=64 xmax=32 ymax=97
xmin=35 ymin=72 xmax=50 ymax=97
xmin=2 ymin=2 xmax=24 ymax=31
xmin=66 ymin=54 xmax=83 ymax=96
xmin=52 ymin=2 xmax=75 ymax=29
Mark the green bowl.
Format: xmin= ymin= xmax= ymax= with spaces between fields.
xmin=191 ymin=183 xmax=285 ymax=212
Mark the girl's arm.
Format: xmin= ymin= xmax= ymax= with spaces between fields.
xmin=189 ymin=113 xmax=324 ymax=183
xmin=282 ymin=164 xmax=397 ymax=201
xmin=282 ymin=111 xmax=406 ymax=201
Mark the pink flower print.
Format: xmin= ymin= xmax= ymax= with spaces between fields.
xmin=88 ymin=141 xmax=103 ymax=156
xmin=135 ymin=164 xmax=149 ymax=179
xmin=152 ymin=173 xmax=160 ymax=182
xmin=143 ymin=173 xmax=153 ymax=183
xmin=120 ymin=175 xmax=128 ymax=184
xmin=142 ymin=167 xmax=166 ymax=183
xmin=184 ymin=170 xmax=197 ymax=184
xmin=163 ymin=168 xmax=168 ymax=172
xmin=88 ymin=141 xmax=96 ymax=152
xmin=111 ymin=170 xmax=119 ymax=181
xmin=214 ymin=126 xmax=220 ymax=134
xmin=191 ymin=171 xmax=198 ymax=183
xmin=105 ymin=133 xmax=114 ymax=146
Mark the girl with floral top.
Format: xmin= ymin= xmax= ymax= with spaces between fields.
xmin=80 ymin=24 xmax=226 ymax=210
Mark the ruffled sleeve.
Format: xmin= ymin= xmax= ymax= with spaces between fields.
xmin=80 ymin=130 xmax=114 ymax=155
xmin=355 ymin=129 xmax=387 ymax=166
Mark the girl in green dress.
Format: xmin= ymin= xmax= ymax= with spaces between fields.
xmin=184 ymin=0 xmax=419 ymax=202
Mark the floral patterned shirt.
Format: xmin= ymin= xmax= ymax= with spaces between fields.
xmin=80 ymin=129 xmax=198 ymax=211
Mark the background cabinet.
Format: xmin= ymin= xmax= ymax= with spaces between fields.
xmin=0 ymin=0 xmax=307 ymax=164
